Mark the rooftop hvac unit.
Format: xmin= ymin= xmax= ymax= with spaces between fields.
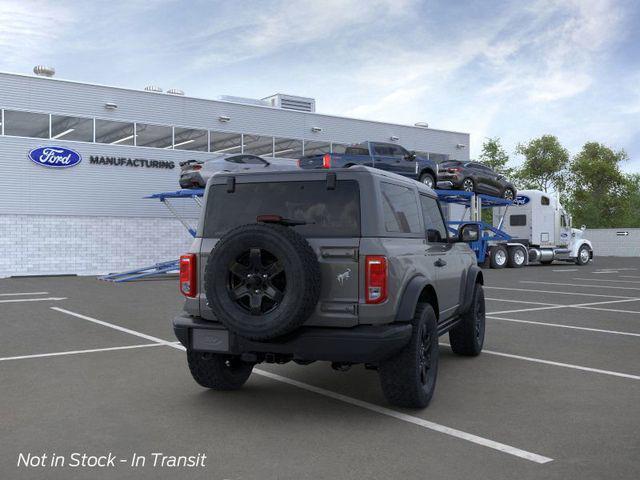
xmin=167 ymin=88 xmax=185 ymax=96
xmin=144 ymin=85 xmax=163 ymax=93
xmin=262 ymin=94 xmax=316 ymax=112
xmin=33 ymin=65 xmax=55 ymax=77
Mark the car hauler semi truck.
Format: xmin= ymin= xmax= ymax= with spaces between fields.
xmin=438 ymin=189 xmax=593 ymax=268
xmin=491 ymin=190 xmax=593 ymax=268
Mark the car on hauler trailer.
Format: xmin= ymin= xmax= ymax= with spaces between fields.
xmin=173 ymin=166 xmax=485 ymax=408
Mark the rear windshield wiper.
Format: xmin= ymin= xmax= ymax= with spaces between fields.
xmin=256 ymin=215 xmax=311 ymax=227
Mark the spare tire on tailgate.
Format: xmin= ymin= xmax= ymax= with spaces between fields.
xmin=204 ymin=223 xmax=321 ymax=340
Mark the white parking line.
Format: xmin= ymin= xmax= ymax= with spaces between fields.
xmin=486 ymin=298 xmax=559 ymax=307
xmin=440 ymin=343 xmax=640 ymax=381
xmin=49 ymin=307 xmax=552 ymax=464
xmin=621 ymin=275 xmax=640 ymax=279
xmin=485 ymin=286 xmax=637 ymax=299
xmin=488 ymin=316 xmax=640 ymax=338
xmin=488 ymin=297 xmax=640 ymax=316
xmin=0 ymin=297 xmax=67 ymax=304
xmin=0 ymin=292 xmax=49 ymax=296
xmin=573 ymin=278 xmax=640 ymax=284
xmin=521 ymin=281 xmax=640 ymax=291
xmin=254 ymin=369 xmax=553 ymax=464
xmin=0 ymin=343 xmax=163 ymax=362
xmin=552 ymin=269 xmax=578 ymax=272
xmin=51 ymin=307 xmax=178 ymax=347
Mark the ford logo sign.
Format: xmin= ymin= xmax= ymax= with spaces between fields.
xmin=514 ymin=195 xmax=530 ymax=206
xmin=28 ymin=146 xmax=82 ymax=168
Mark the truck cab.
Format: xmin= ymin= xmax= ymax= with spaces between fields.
xmin=496 ymin=190 xmax=593 ymax=265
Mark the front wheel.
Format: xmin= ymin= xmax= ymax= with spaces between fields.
xmin=419 ymin=172 xmax=435 ymax=189
xmin=576 ymin=245 xmax=591 ymax=265
xmin=379 ymin=304 xmax=439 ymax=408
xmin=187 ymin=350 xmax=254 ymax=390
xmin=449 ymin=284 xmax=485 ymax=356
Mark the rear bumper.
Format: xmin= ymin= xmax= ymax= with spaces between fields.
xmin=173 ymin=314 xmax=412 ymax=363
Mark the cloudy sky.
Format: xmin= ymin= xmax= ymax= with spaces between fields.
xmin=1 ymin=0 xmax=638 ymax=171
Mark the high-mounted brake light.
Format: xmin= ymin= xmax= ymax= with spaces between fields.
xmin=365 ymin=256 xmax=387 ymax=304
xmin=179 ymin=254 xmax=197 ymax=297
xmin=322 ymin=153 xmax=331 ymax=169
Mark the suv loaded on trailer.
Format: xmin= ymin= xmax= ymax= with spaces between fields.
xmin=437 ymin=160 xmax=517 ymax=200
xmin=173 ymin=166 xmax=485 ymax=408
xmin=298 ymin=141 xmax=439 ymax=189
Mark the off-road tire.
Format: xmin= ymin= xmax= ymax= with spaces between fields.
xmin=187 ymin=350 xmax=253 ymax=390
xmin=489 ymin=245 xmax=508 ymax=269
xmin=507 ymin=246 xmax=526 ymax=268
xmin=378 ymin=304 xmax=439 ymax=408
xmin=449 ymin=284 xmax=485 ymax=356
xmin=204 ymin=223 xmax=321 ymax=341
xmin=576 ymin=245 xmax=591 ymax=266
xmin=419 ymin=172 xmax=436 ymax=189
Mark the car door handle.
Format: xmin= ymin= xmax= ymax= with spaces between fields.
xmin=434 ymin=258 xmax=447 ymax=267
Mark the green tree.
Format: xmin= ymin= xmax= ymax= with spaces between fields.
xmin=515 ymin=135 xmax=569 ymax=192
xmin=478 ymin=137 xmax=514 ymax=177
xmin=566 ymin=142 xmax=632 ymax=228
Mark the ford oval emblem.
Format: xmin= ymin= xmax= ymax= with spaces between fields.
xmin=514 ymin=195 xmax=530 ymax=206
xmin=28 ymin=146 xmax=82 ymax=168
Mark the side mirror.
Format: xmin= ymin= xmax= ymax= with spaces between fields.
xmin=426 ymin=228 xmax=443 ymax=243
xmin=405 ymin=151 xmax=416 ymax=161
xmin=458 ymin=223 xmax=480 ymax=242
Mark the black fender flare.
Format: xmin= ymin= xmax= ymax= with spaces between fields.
xmin=459 ymin=265 xmax=483 ymax=314
xmin=395 ymin=275 xmax=431 ymax=322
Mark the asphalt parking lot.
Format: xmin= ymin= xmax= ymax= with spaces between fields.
xmin=1 ymin=257 xmax=639 ymax=480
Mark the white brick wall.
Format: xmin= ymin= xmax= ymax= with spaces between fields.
xmin=0 ymin=215 xmax=195 ymax=278
xmin=583 ymin=228 xmax=640 ymax=257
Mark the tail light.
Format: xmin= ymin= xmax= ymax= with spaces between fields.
xmin=322 ymin=153 xmax=332 ymax=168
xmin=448 ymin=167 xmax=461 ymax=173
xmin=365 ymin=256 xmax=387 ymax=304
xmin=179 ymin=254 xmax=197 ymax=297
xmin=192 ymin=164 xmax=202 ymax=171
xmin=297 ymin=158 xmax=301 ymax=167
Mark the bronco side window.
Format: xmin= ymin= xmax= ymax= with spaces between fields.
xmin=420 ymin=195 xmax=448 ymax=243
xmin=380 ymin=182 xmax=421 ymax=234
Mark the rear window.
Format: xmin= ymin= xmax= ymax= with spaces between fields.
xmin=345 ymin=146 xmax=369 ymax=156
xmin=204 ymin=180 xmax=360 ymax=238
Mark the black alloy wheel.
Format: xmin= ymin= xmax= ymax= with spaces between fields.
xmin=227 ymin=247 xmax=286 ymax=315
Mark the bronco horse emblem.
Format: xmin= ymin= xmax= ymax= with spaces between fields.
xmin=336 ymin=268 xmax=351 ymax=285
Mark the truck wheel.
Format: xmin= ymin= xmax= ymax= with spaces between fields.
xmin=502 ymin=187 xmax=515 ymax=200
xmin=378 ymin=304 xmax=439 ymax=408
xmin=576 ymin=245 xmax=591 ymax=265
xmin=449 ymin=284 xmax=485 ymax=356
xmin=204 ymin=223 xmax=321 ymax=341
xmin=187 ymin=350 xmax=253 ymax=390
xmin=419 ymin=172 xmax=435 ymax=189
xmin=507 ymin=246 xmax=526 ymax=268
xmin=489 ymin=245 xmax=507 ymax=269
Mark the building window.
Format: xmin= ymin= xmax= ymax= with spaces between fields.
xmin=303 ymin=140 xmax=331 ymax=156
xmin=173 ymin=127 xmax=208 ymax=151
xmin=51 ymin=115 xmax=93 ymax=142
xmin=243 ymin=135 xmax=274 ymax=156
xmin=210 ymin=131 xmax=242 ymax=154
xmin=381 ymin=182 xmax=421 ymax=234
xmin=273 ymin=137 xmax=303 ymax=158
xmin=3 ymin=110 xmax=49 ymax=138
xmin=95 ymin=119 xmax=135 ymax=145
xmin=135 ymin=123 xmax=172 ymax=148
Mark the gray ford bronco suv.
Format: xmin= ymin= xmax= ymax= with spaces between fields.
xmin=173 ymin=166 xmax=485 ymax=408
